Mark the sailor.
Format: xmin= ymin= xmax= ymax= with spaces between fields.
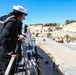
xmin=0 ymin=5 xmax=27 ymax=75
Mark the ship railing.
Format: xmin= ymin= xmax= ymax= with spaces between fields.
xmin=4 ymin=30 xmax=46 ymax=75
xmin=4 ymin=43 xmax=19 ymax=75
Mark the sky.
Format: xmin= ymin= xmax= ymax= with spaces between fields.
xmin=0 ymin=0 xmax=76 ymax=25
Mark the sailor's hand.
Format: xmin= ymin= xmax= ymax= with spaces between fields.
xmin=11 ymin=54 xmax=18 ymax=58
xmin=19 ymin=34 xmax=26 ymax=40
xmin=18 ymin=34 xmax=26 ymax=43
